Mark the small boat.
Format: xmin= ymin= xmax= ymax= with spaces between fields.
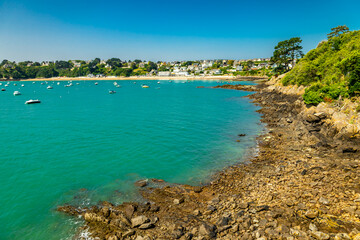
xmin=47 ymin=86 xmax=53 ymax=89
xmin=25 ymin=99 xmax=41 ymax=104
xmin=76 ymin=83 xmax=80 ymax=85
xmin=13 ymin=91 xmax=21 ymax=96
xmin=57 ymin=82 xmax=60 ymax=85
xmin=142 ymin=85 xmax=149 ymax=88
xmin=109 ymin=90 xmax=116 ymax=94
xmin=4 ymin=84 xmax=8 ymax=87
xmin=41 ymin=82 xmax=44 ymax=85
xmin=14 ymin=83 xmax=17 ymax=86
xmin=115 ymin=85 xmax=121 ymax=88
xmin=95 ymin=82 xmax=98 ymax=85
xmin=113 ymin=82 xmax=118 ymax=86
xmin=157 ymin=81 xmax=160 ymax=84
xmin=21 ymin=84 xmax=24 ymax=87
xmin=1 ymin=88 xmax=5 ymax=91
xmin=32 ymin=82 xmax=35 ymax=84
xmin=0 ymin=83 xmax=2 ymax=85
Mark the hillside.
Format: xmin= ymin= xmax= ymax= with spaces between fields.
xmin=282 ymin=30 xmax=360 ymax=105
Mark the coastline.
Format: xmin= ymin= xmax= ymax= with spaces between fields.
xmin=58 ymin=82 xmax=360 ymax=240
xmin=17 ymin=75 xmax=268 ymax=82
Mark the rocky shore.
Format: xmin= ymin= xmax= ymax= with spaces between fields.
xmin=58 ymin=82 xmax=360 ymax=240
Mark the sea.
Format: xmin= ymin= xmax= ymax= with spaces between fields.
xmin=0 ymin=80 xmax=263 ymax=239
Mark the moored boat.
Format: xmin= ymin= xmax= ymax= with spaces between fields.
xmin=109 ymin=90 xmax=116 ymax=94
xmin=25 ymin=99 xmax=41 ymax=104
xmin=1 ymin=88 xmax=5 ymax=91
xmin=47 ymin=86 xmax=53 ymax=89
xmin=141 ymin=85 xmax=149 ymax=88
xmin=13 ymin=91 xmax=21 ymax=96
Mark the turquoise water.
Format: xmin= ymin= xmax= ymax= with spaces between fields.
xmin=0 ymin=80 xmax=262 ymax=239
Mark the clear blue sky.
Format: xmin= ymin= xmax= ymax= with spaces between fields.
xmin=1 ymin=0 xmax=359 ymax=62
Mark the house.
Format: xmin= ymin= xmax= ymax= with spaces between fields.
xmin=236 ymin=65 xmax=243 ymax=71
xmin=211 ymin=69 xmax=222 ymax=75
xmin=175 ymin=71 xmax=189 ymax=76
xmin=158 ymin=71 xmax=171 ymax=77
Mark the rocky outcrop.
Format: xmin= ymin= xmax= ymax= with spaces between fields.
xmin=59 ymin=82 xmax=360 ymax=239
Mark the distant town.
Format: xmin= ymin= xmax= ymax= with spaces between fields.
xmin=0 ymin=58 xmax=285 ymax=80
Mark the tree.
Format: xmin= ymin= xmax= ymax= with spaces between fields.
xmin=271 ymin=37 xmax=304 ymax=72
xmin=327 ymin=25 xmax=349 ymax=39
xmin=146 ymin=61 xmax=157 ymax=72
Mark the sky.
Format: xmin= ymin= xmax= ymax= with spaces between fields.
xmin=0 ymin=0 xmax=360 ymax=62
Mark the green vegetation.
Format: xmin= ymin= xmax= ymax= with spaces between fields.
xmin=281 ymin=26 xmax=360 ymax=105
xmin=271 ymin=37 xmax=304 ymax=74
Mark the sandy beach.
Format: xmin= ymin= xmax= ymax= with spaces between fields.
xmin=18 ymin=76 xmax=267 ymax=82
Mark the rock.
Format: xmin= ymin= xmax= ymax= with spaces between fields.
xmin=217 ymin=225 xmax=231 ymax=233
xmin=343 ymin=148 xmax=357 ymax=153
xmin=256 ymin=205 xmax=269 ymax=212
xmin=319 ymin=197 xmax=329 ymax=205
xmin=334 ymin=233 xmax=351 ymax=240
xmin=216 ymin=216 xmax=230 ymax=226
xmin=193 ymin=186 xmax=202 ymax=193
xmin=124 ymin=204 xmax=136 ymax=218
xmin=238 ymin=134 xmax=246 ymax=137
xmin=134 ymin=179 xmax=148 ymax=187
xmin=106 ymin=235 xmax=118 ymax=240
xmin=353 ymin=233 xmax=360 ymax=240
xmin=131 ymin=215 xmax=149 ymax=228
xmin=285 ymin=199 xmax=294 ymax=207
xmin=193 ymin=209 xmax=201 ymax=216
xmin=314 ymin=112 xmax=327 ymax=119
xmin=139 ymin=223 xmax=154 ymax=229
xmin=306 ymin=114 xmax=321 ymax=123
xmin=311 ymin=231 xmax=330 ymax=240
xmin=309 ymin=223 xmax=318 ymax=232
xmin=122 ymin=230 xmax=135 ymax=238
xmin=174 ymin=198 xmax=184 ymax=205
xmin=199 ymin=223 xmax=217 ymax=238
xmin=286 ymin=118 xmax=293 ymax=123
xmin=305 ymin=209 xmax=319 ymax=219
xmin=238 ymin=202 xmax=248 ymax=209
xmin=150 ymin=205 xmax=160 ymax=212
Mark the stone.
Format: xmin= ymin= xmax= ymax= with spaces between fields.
xmin=134 ymin=179 xmax=148 ymax=187
xmin=309 ymin=223 xmax=318 ymax=232
xmin=122 ymin=230 xmax=135 ymax=238
xmin=139 ymin=223 xmax=154 ymax=229
xmin=311 ymin=231 xmax=330 ymax=240
xmin=319 ymin=197 xmax=329 ymax=205
xmin=238 ymin=202 xmax=248 ymax=209
xmin=216 ymin=216 xmax=230 ymax=226
xmin=199 ymin=223 xmax=217 ymax=238
xmin=106 ymin=235 xmax=118 ymax=240
xmin=314 ymin=112 xmax=327 ymax=119
xmin=256 ymin=205 xmax=269 ymax=212
xmin=174 ymin=198 xmax=184 ymax=205
xmin=306 ymin=114 xmax=321 ymax=123
xmin=334 ymin=233 xmax=351 ymax=240
xmin=124 ymin=204 xmax=136 ymax=218
xmin=131 ymin=215 xmax=149 ymax=228
xmin=305 ymin=209 xmax=319 ymax=219
xmin=193 ymin=209 xmax=201 ymax=216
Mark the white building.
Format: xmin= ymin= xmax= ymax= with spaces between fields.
xmin=158 ymin=71 xmax=171 ymax=77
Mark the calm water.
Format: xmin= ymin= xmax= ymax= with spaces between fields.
xmin=0 ymin=80 xmax=262 ymax=239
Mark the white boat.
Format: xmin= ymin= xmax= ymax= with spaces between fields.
xmin=25 ymin=99 xmax=41 ymax=104
xmin=142 ymin=85 xmax=149 ymax=88
xmin=57 ymin=82 xmax=60 ymax=85
xmin=113 ymin=82 xmax=118 ymax=86
xmin=13 ymin=91 xmax=21 ymax=96
xmin=47 ymin=86 xmax=53 ymax=89
xmin=14 ymin=83 xmax=17 ymax=86
xmin=0 ymin=83 xmax=2 ymax=85
xmin=95 ymin=82 xmax=98 ymax=85
xmin=41 ymin=82 xmax=44 ymax=85
xmin=157 ymin=81 xmax=160 ymax=84
xmin=76 ymin=83 xmax=80 ymax=85
xmin=32 ymin=82 xmax=35 ymax=84
xmin=116 ymin=85 xmax=121 ymax=88
xmin=21 ymin=84 xmax=24 ymax=87
xmin=109 ymin=90 xmax=116 ymax=94
xmin=4 ymin=84 xmax=8 ymax=87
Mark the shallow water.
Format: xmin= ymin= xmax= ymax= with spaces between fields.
xmin=0 ymin=80 xmax=262 ymax=239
